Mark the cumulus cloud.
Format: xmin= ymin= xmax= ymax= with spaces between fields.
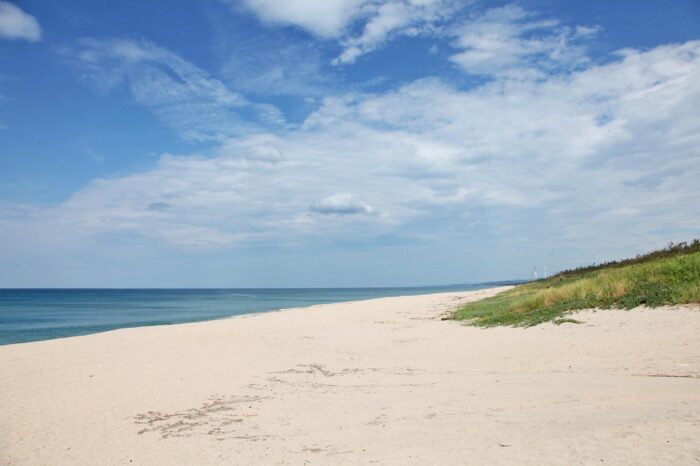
xmin=310 ymin=193 xmax=374 ymax=215
xmin=59 ymin=38 xmax=285 ymax=141
xmin=239 ymin=0 xmax=366 ymax=38
xmin=449 ymin=4 xmax=598 ymax=78
xmin=0 ymin=1 xmax=41 ymax=42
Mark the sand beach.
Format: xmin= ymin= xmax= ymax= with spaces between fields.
xmin=1 ymin=287 xmax=699 ymax=465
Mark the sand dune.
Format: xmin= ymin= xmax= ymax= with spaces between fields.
xmin=1 ymin=287 xmax=699 ymax=465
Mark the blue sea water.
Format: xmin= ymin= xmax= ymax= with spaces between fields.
xmin=0 ymin=284 xmax=509 ymax=346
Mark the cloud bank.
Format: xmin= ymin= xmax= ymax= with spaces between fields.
xmin=2 ymin=2 xmax=699 ymax=286
xmin=4 ymin=39 xmax=699 ymax=257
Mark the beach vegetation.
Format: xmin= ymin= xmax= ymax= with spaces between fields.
xmin=452 ymin=240 xmax=700 ymax=327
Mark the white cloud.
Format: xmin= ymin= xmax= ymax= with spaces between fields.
xmin=449 ymin=4 xmax=597 ymax=78
xmin=221 ymin=38 xmax=332 ymax=97
xmin=310 ymin=193 xmax=374 ymax=215
xmin=240 ymin=0 xmax=366 ymax=38
xmin=60 ymin=38 xmax=286 ymax=141
xmin=0 ymin=1 xmax=41 ymax=42
xmin=3 ymin=40 xmax=699 ymax=262
xmin=235 ymin=1 xmax=593 ymax=69
xmin=237 ymin=0 xmax=463 ymax=65
xmin=333 ymin=0 xmax=455 ymax=65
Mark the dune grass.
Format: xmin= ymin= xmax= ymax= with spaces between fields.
xmin=452 ymin=241 xmax=700 ymax=327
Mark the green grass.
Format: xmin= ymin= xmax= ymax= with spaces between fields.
xmin=452 ymin=240 xmax=700 ymax=327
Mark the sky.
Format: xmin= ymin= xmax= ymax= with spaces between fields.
xmin=0 ymin=0 xmax=699 ymax=288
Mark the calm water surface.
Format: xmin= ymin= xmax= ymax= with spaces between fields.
xmin=0 ymin=284 xmax=511 ymax=345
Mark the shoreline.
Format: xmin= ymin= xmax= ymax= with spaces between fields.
xmin=0 ymin=285 xmax=506 ymax=347
xmin=1 ymin=287 xmax=505 ymax=349
xmin=2 ymin=287 xmax=699 ymax=464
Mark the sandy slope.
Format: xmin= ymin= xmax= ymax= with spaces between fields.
xmin=1 ymin=287 xmax=699 ymax=465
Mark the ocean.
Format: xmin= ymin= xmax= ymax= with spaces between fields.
xmin=0 ymin=284 xmax=507 ymax=345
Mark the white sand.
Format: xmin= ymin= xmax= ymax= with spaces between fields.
xmin=1 ymin=287 xmax=699 ymax=465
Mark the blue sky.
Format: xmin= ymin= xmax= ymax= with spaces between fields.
xmin=1 ymin=0 xmax=699 ymax=287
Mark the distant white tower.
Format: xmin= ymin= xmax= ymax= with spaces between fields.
xmin=544 ymin=265 xmax=548 ymax=279
xmin=533 ymin=266 xmax=538 ymax=280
